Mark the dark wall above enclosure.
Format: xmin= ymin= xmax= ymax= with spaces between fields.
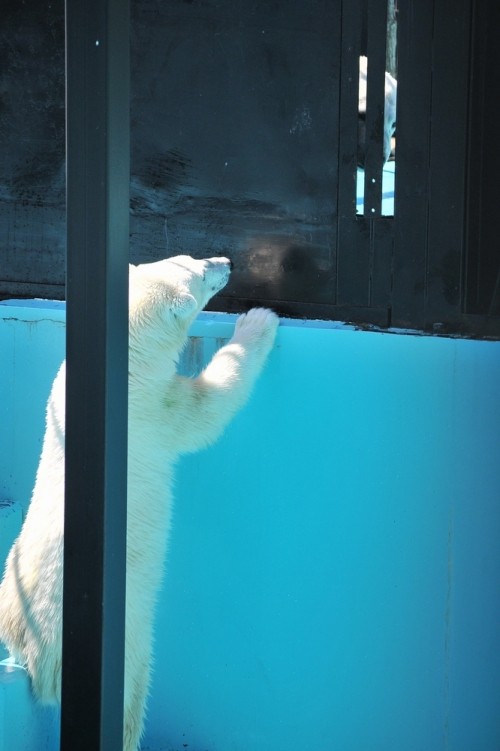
xmin=0 ymin=0 xmax=499 ymax=338
xmin=130 ymin=0 xmax=339 ymax=310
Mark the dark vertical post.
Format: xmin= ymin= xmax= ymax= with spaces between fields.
xmin=465 ymin=0 xmax=500 ymax=318
xmin=425 ymin=0 xmax=471 ymax=327
xmin=62 ymin=0 xmax=129 ymax=748
xmin=392 ymin=0 xmax=433 ymax=330
xmin=337 ymin=0 xmax=367 ymax=308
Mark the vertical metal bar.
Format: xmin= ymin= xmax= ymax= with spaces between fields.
xmin=62 ymin=0 xmax=129 ymax=748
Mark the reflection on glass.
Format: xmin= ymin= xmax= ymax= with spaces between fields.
xmin=357 ymin=0 xmax=397 ymax=217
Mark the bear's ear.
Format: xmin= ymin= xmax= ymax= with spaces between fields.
xmin=172 ymin=291 xmax=198 ymax=319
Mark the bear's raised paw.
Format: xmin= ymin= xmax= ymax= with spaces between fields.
xmin=232 ymin=308 xmax=279 ymax=351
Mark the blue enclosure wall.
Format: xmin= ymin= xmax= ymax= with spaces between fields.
xmin=0 ymin=301 xmax=499 ymax=751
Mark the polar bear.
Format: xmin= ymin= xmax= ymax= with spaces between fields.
xmin=358 ymin=55 xmax=397 ymax=166
xmin=0 ymin=255 xmax=279 ymax=751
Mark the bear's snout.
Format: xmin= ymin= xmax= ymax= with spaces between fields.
xmin=206 ymin=256 xmax=231 ymax=271
xmin=205 ymin=257 xmax=231 ymax=292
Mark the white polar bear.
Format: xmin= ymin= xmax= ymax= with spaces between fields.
xmin=358 ymin=55 xmax=397 ymax=166
xmin=0 ymin=255 xmax=279 ymax=751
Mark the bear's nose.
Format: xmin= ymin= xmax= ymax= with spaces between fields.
xmin=207 ymin=256 xmax=232 ymax=271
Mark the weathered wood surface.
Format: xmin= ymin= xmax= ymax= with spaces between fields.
xmin=0 ymin=0 xmax=498 ymax=336
xmin=1 ymin=0 xmax=340 ymax=309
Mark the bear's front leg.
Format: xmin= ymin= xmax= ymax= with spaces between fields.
xmin=171 ymin=308 xmax=279 ymax=453
xmin=223 ymin=307 xmax=279 ymax=383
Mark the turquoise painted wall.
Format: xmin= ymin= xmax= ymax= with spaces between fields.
xmin=0 ymin=301 xmax=499 ymax=751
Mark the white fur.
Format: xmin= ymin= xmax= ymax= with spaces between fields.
xmin=358 ymin=55 xmax=397 ymax=164
xmin=0 ymin=255 xmax=279 ymax=751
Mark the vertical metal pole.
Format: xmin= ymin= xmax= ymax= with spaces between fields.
xmin=62 ymin=0 xmax=129 ymax=748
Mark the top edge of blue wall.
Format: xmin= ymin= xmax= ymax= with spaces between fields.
xmin=0 ymin=298 xmax=468 ymax=341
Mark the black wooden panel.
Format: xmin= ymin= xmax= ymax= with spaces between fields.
xmin=1 ymin=0 xmax=342 ymax=310
xmin=337 ymin=0 xmax=369 ymax=307
xmin=336 ymin=214 xmax=392 ymax=318
xmin=208 ymin=293 xmax=390 ymax=328
xmin=129 ymin=0 xmax=340 ymax=307
xmin=0 ymin=205 xmax=65 ymax=288
xmin=1 ymin=0 xmax=499 ymax=337
xmin=425 ymin=0 xmax=471 ymax=328
xmin=391 ymin=0 xmax=434 ymax=330
xmin=363 ymin=0 xmax=388 ymax=217
xmin=465 ymin=0 xmax=500 ymax=318
xmin=464 ymin=0 xmax=484 ymax=315
xmin=336 ymin=0 xmax=391 ymax=321
xmin=370 ymin=216 xmax=393 ymax=310
xmin=0 ymin=0 xmax=65 ymax=294
xmin=337 ymin=218 xmax=373 ymax=308
xmin=337 ymin=0 xmax=362 ymax=222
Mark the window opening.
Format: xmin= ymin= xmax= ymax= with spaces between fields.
xmin=356 ymin=0 xmax=397 ymax=217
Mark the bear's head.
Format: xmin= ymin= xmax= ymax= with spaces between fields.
xmin=128 ymin=255 xmax=231 ymax=383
